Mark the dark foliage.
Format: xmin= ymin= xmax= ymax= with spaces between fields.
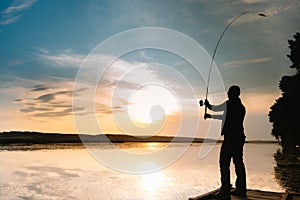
xmin=274 ymin=148 xmax=300 ymax=193
xmin=269 ymin=32 xmax=300 ymax=149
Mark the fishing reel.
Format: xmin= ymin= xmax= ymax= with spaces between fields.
xmin=199 ymin=100 xmax=204 ymax=107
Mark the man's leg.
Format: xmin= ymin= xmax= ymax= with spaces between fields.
xmin=232 ymin=142 xmax=246 ymax=195
xmin=219 ymin=141 xmax=232 ymax=194
xmin=212 ymin=141 xmax=232 ymax=200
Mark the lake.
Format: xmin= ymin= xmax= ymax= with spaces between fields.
xmin=0 ymin=143 xmax=283 ymax=200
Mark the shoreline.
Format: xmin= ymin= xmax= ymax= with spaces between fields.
xmin=0 ymin=131 xmax=278 ymax=145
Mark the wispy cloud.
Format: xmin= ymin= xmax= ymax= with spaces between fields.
xmin=14 ymin=83 xmax=87 ymax=118
xmin=222 ymin=57 xmax=273 ymax=68
xmin=1 ymin=75 xmax=83 ymax=118
xmin=20 ymin=106 xmax=53 ymax=113
xmin=0 ymin=0 xmax=37 ymax=25
xmin=8 ymin=59 xmax=25 ymax=66
xmin=241 ymin=0 xmax=268 ymax=3
xmin=96 ymin=103 xmax=123 ymax=115
xmin=37 ymin=51 xmax=84 ymax=68
xmin=35 ymin=49 xmax=158 ymax=87
xmin=36 ymin=49 xmax=119 ymax=69
xmin=30 ymin=84 xmax=52 ymax=92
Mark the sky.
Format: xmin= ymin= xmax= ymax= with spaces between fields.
xmin=0 ymin=0 xmax=299 ymax=140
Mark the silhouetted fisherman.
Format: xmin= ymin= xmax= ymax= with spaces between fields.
xmin=204 ymin=85 xmax=246 ymax=200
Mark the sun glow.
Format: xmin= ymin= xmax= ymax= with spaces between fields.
xmin=128 ymin=85 xmax=180 ymax=126
xmin=140 ymin=171 xmax=164 ymax=193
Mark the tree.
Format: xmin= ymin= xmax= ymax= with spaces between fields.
xmin=269 ymin=32 xmax=300 ymax=149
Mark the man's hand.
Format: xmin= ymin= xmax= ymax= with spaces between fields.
xmin=204 ymin=113 xmax=211 ymax=119
xmin=204 ymin=99 xmax=212 ymax=109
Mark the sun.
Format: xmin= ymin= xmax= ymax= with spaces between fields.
xmin=127 ymin=85 xmax=180 ymax=126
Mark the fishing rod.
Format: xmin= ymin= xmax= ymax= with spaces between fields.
xmin=199 ymin=11 xmax=250 ymax=119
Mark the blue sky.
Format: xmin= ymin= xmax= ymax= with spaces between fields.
xmin=0 ymin=0 xmax=299 ymax=140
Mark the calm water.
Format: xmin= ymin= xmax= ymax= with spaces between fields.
xmin=0 ymin=143 xmax=283 ymax=200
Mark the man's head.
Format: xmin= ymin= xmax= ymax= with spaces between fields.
xmin=227 ymin=85 xmax=241 ymax=99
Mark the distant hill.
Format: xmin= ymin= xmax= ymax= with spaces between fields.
xmin=0 ymin=131 xmax=212 ymax=144
xmin=0 ymin=131 xmax=277 ymax=144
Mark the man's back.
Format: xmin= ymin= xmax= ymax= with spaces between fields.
xmin=222 ymin=98 xmax=246 ymax=140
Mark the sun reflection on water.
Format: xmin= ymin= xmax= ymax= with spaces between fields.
xmin=146 ymin=142 xmax=160 ymax=151
xmin=140 ymin=170 xmax=164 ymax=193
